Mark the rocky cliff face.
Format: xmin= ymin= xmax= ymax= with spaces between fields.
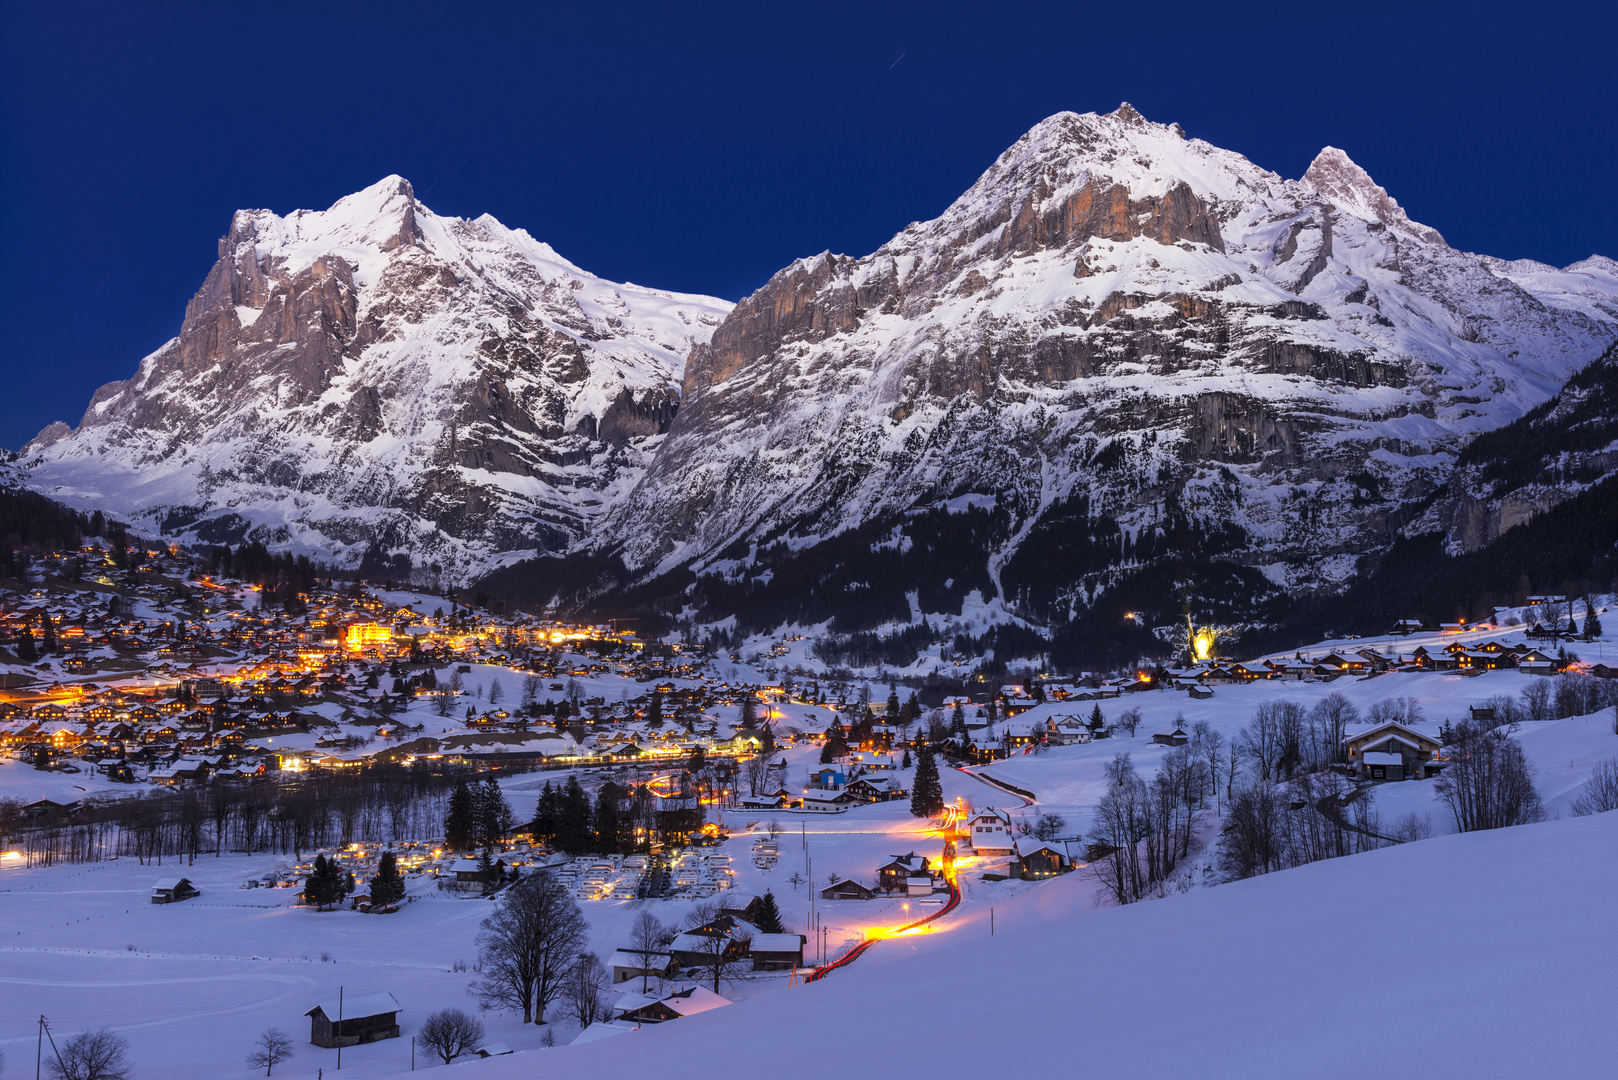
xmin=600 ymin=106 xmax=1618 ymax=622
xmin=15 ymin=177 xmax=731 ymax=573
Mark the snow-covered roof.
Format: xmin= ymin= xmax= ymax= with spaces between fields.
xmin=663 ymin=986 xmax=731 ymax=1017
xmin=608 ymin=950 xmax=671 ymax=969
xmin=572 ymin=1022 xmax=637 ymax=1044
xmin=306 ymin=991 xmax=400 ymax=1021
xmin=749 ymin=934 xmax=804 ymax=953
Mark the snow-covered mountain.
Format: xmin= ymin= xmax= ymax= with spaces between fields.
xmin=15 ymin=107 xmax=1618 ymax=625
xmin=13 ymin=177 xmax=732 ymax=575
xmin=588 ymin=105 xmax=1618 ymax=624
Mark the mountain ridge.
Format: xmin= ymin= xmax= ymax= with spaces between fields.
xmin=12 ymin=106 xmax=1618 ymax=656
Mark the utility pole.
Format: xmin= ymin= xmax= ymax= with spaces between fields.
xmin=337 ymin=985 xmax=344 ymax=1070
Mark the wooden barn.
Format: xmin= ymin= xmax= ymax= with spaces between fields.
xmin=305 ymin=991 xmax=401 ymax=1048
xmin=151 ymin=877 xmax=200 ymax=904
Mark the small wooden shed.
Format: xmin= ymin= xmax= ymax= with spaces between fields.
xmin=305 ymin=991 xmax=401 ymax=1048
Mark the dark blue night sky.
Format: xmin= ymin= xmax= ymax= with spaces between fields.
xmin=3 ymin=0 xmax=1614 ymax=447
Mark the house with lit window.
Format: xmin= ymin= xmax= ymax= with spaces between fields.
xmin=963 ymin=809 xmax=1014 ymax=854
xmin=1343 ymin=722 xmax=1444 ymax=781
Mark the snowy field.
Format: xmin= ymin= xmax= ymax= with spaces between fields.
xmin=2 ymin=606 xmax=1615 ymax=1076
xmin=466 ymin=809 xmax=1618 ymax=1080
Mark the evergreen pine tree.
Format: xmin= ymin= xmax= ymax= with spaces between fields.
xmin=556 ymin=775 xmax=592 ymax=854
xmin=1568 ymin=616 xmax=1580 ymax=635
xmin=740 ymin=695 xmax=758 ymax=729
xmin=902 ymin=748 xmax=912 ymax=769
xmin=1585 ymin=606 xmax=1603 ymax=639
xmin=41 ymin=617 xmax=57 ymax=654
xmin=755 ymin=890 xmax=784 ymax=934
xmin=910 ymin=747 xmax=944 ymax=819
xmin=886 ymin=683 xmax=901 ymax=717
xmin=370 ymin=851 xmax=406 ymax=910
xmin=306 ymin=854 xmax=348 ymax=909
xmin=479 ymin=776 xmax=514 ymax=846
xmin=444 ymin=780 xmax=476 ymax=850
xmin=592 ymin=786 xmax=622 ymax=854
xmin=821 ymin=720 xmax=849 ymax=763
xmin=16 ymin=627 xmax=36 ymax=663
xmin=530 ymin=781 xmax=558 ymax=842
xmin=1087 ymin=704 xmax=1106 ymax=734
xmin=950 ymin=702 xmax=965 ymax=734
xmin=647 ymin=691 xmax=663 ymax=726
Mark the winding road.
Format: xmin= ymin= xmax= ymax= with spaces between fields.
xmin=803 ymin=806 xmax=963 ymax=983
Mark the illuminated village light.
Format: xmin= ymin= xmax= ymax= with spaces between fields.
xmin=345 ymin=622 xmax=393 ymax=651
xmin=1185 ymin=614 xmax=1226 ymax=662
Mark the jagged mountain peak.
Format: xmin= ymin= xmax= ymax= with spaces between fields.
xmin=14 ymin=179 xmax=733 ymax=573
xmin=1303 ymin=146 xmax=1445 ymax=246
xmin=597 ymin=106 xmax=1618 ymax=606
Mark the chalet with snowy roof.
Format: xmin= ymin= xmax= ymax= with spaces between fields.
xmin=151 ymin=877 xmax=199 ymax=904
xmin=448 ymin=857 xmax=506 ymax=893
xmin=668 ymin=927 xmax=749 ymax=970
xmin=750 ymin=933 xmax=806 ymax=970
xmin=609 ymin=950 xmax=677 ymax=984
xmin=801 ymin=789 xmax=860 ymax=813
xmin=616 ymin=985 xmax=731 ymax=1024
xmin=305 ymin=991 xmax=401 ymax=1048
xmin=964 ymin=809 xmax=1014 ymax=854
xmin=877 ymin=852 xmax=932 ymax=891
xmin=1013 ymin=841 xmax=1073 ymax=879
xmin=1152 ymin=727 xmax=1189 ymax=746
xmin=845 ymin=776 xmax=902 ymax=802
xmin=1517 ymin=649 xmax=1558 ymax=675
xmin=1044 ymin=716 xmax=1093 ymax=744
xmin=820 ymin=877 xmax=875 ymax=901
xmin=1343 ymin=722 xmax=1444 ymax=781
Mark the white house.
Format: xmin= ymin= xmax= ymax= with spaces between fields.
xmin=963 ymin=809 xmax=1014 ymax=854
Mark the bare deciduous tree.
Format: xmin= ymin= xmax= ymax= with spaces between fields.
xmin=744 ymin=754 xmax=773 ymax=796
xmin=1115 ymin=706 xmax=1144 ymax=737
xmin=559 ymin=951 xmax=610 ymax=1028
xmin=1240 ymin=701 xmax=1304 ymax=782
xmin=1307 ymin=691 xmax=1358 ymax=768
xmin=1032 ymin=813 xmax=1066 ymax=840
xmin=246 ymin=1028 xmax=294 ymax=1076
xmin=1435 ymin=721 xmax=1543 ymax=832
xmin=626 ymin=910 xmax=671 ymax=993
xmin=471 ymin=871 xmax=590 ymax=1023
xmin=418 ymin=1008 xmax=484 ymax=1064
xmin=1367 ymin=695 xmax=1425 ymax=726
xmin=1571 ymin=757 xmax=1618 ymax=816
xmin=47 ymin=1027 xmax=133 ymax=1080
xmin=1191 ymin=721 xmax=1225 ymax=813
